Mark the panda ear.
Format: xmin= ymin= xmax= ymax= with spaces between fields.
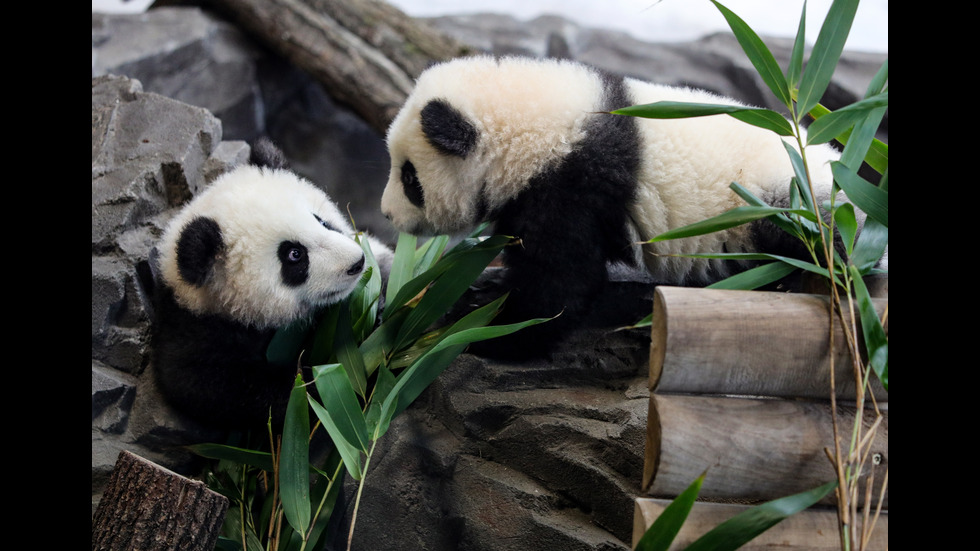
xmin=420 ymin=99 xmax=478 ymax=158
xmin=175 ymin=217 xmax=224 ymax=287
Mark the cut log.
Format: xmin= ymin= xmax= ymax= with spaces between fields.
xmin=642 ymin=394 xmax=887 ymax=509
xmin=632 ymin=498 xmax=887 ymax=550
xmin=92 ymin=450 xmax=228 ymax=551
xmin=649 ymin=287 xmax=888 ymax=400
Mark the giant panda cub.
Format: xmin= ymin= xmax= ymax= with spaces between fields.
xmin=150 ymin=140 xmax=392 ymax=429
xmin=381 ymin=55 xmax=864 ymax=358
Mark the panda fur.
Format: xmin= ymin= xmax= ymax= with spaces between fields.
xmin=150 ymin=140 xmax=393 ymax=429
xmin=381 ymin=55 xmax=867 ymax=358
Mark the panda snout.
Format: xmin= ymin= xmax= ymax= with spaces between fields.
xmin=346 ymin=255 xmax=365 ymax=276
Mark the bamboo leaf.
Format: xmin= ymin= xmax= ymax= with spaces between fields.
xmin=850 ymin=217 xmax=888 ymax=274
xmin=391 ymin=235 xmax=515 ymax=350
xmin=850 ymin=265 xmax=888 ymax=390
xmin=831 ymin=162 xmax=888 ymax=227
xmin=634 ymin=472 xmax=706 ymax=551
xmin=308 ymin=396 xmax=363 ymax=481
xmin=384 ymin=299 xmax=550 ymax=418
xmin=265 ymin=318 xmax=311 ymax=368
xmin=280 ymin=373 xmax=311 ymax=536
xmin=311 ymin=363 xmax=370 ymax=453
xmin=385 ymin=232 xmax=418 ymax=307
xmin=685 ymin=480 xmax=838 ymax=551
xmin=613 ymin=102 xmax=794 ymax=136
xmin=787 ymin=1 xmax=807 ymax=91
xmin=308 ymin=304 xmax=341 ymax=366
xmin=365 ymin=365 xmax=398 ymax=440
xmin=187 ymin=443 xmax=274 ymax=473
xmin=809 ymin=103 xmax=888 ymax=175
xmin=706 ymin=261 xmax=800 ymax=290
xmin=333 ymin=305 xmax=368 ymax=398
xmin=645 ymin=205 xmax=806 ymax=243
xmin=832 ymin=202 xmax=857 ymax=257
xmin=806 ymin=92 xmax=888 ymax=146
xmin=709 ymin=0 xmax=791 ymax=108
xmin=413 ymin=234 xmax=450 ymax=277
xmin=797 ymin=0 xmax=859 ymax=117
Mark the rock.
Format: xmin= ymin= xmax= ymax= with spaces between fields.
xmin=91 ymin=73 xmax=245 ymax=514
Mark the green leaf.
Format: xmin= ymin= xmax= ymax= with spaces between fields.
xmin=613 ymin=102 xmax=794 ymax=136
xmin=359 ymin=306 xmax=411 ymax=377
xmin=685 ymin=480 xmax=838 ymax=551
xmin=311 ymin=363 xmax=370 ymax=454
xmin=385 ymin=232 xmax=418 ymax=307
xmin=391 ymin=235 xmax=515 ymax=350
xmin=809 ymin=103 xmax=888 ymax=175
xmin=832 ymin=202 xmax=857 ymax=257
xmin=308 ymin=399 xmax=363 ymax=482
xmin=383 ymin=234 xmax=509 ymax=319
xmin=797 ymin=0 xmax=859 ymax=117
xmin=265 ymin=318 xmax=311 ymax=368
xmin=831 ymin=162 xmax=887 ymax=227
xmin=709 ymin=0 xmax=791 ymax=108
xmin=806 ymin=92 xmax=888 ymax=146
xmin=706 ymin=261 xmax=800 ymax=290
xmin=850 ymin=265 xmax=888 ymax=390
xmin=413 ymin=234 xmax=451 ymax=276
xmin=186 ymin=443 xmax=274 ymax=473
xmin=280 ymin=373 xmax=311 ymax=536
xmin=384 ymin=298 xmax=550 ymax=418
xmin=333 ymin=305 xmax=368 ymax=398
xmin=634 ymin=472 xmax=706 ymax=551
xmin=850 ymin=217 xmax=888 ymax=274
xmin=645 ymin=205 xmax=804 ymax=243
xmin=308 ymin=304 xmax=341 ymax=366
xmin=365 ymin=365 xmax=398 ymax=441
xmin=786 ymin=1 xmax=807 ymax=92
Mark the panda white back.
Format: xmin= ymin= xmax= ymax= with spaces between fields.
xmin=621 ymin=79 xmax=843 ymax=283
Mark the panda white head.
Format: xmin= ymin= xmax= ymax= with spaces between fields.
xmin=156 ymin=165 xmax=367 ymax=329
xmin=381 ymin=56 xmax=605 ymax=235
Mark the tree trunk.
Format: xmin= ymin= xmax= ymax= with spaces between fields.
xmin=157 ymin=0 xmax=473 ymax=134
xmin=92 ymin=450 xmax=228 ymax=551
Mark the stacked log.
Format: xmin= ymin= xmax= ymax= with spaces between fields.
xmin=634 ymin=286 xmax=888 ymax=549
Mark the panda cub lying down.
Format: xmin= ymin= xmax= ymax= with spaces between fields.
xmin=149 ymin=140 xmax=392 ymax=429
xmin=381 ymin=55 xmax=877 ymax=358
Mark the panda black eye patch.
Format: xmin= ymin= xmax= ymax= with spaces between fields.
xmin=277 ymin=240 xmax=309 ymax=287
xmin=401 ymin=161 xmax=424 ymax=208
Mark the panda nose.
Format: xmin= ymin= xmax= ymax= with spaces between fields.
xmin=346 ymin=255 xmax=365 ymax=276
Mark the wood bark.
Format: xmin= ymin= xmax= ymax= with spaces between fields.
xmin=649 ymin=286 xmax=889 ymax=400
xmin=642 ymin=394 xmax=888 ymax=509
xmin=92 ymin=450 xmax=228 ymax=551
xmin=158 ymin=0 xmax=473 ymax=134
xmin=633 ymin=498 xmax=888 ymax=550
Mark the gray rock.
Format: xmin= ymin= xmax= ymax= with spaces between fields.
xmin=91 ymin=73 xmax=247 ymax=514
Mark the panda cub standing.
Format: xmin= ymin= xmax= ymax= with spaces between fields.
xmin=381 ymin=55 xmax=876 ymax=358
xmin=149 ymin=140 xmax=392 ymax=429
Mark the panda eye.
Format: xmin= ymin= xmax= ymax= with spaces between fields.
xmin=401 ymin=160 xmax=424 ymax=208
xmin=313 ymin=213 xmax=339 ymax=232
xmin=287 ymin=247 xmax=304 ymax=263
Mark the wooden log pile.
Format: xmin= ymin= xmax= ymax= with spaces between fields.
xmin=634 ymin=286 xmax=889 ymax=549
